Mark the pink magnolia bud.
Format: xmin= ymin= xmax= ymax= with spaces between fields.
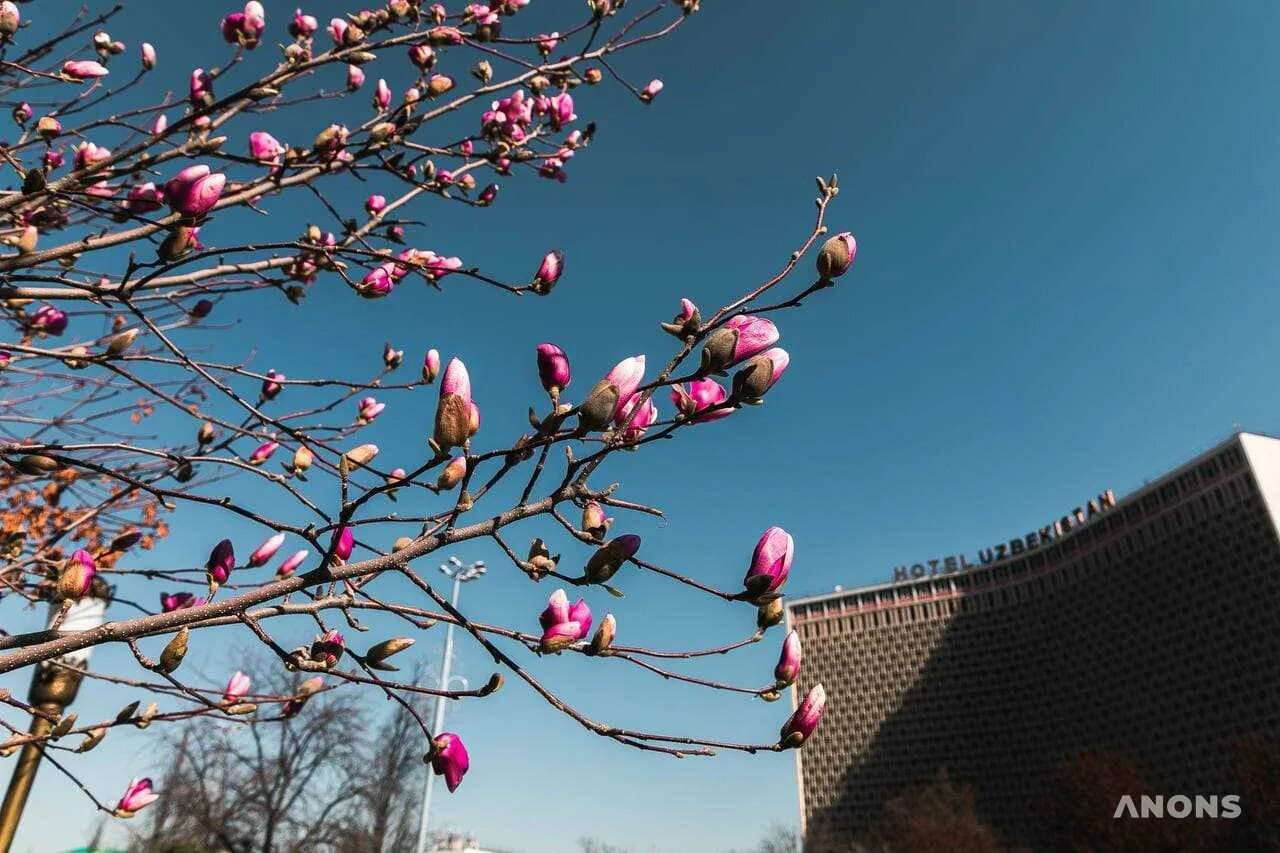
xmin=358 ymin=264 xmax=396 ymax=299
xmin=249 ymin=131 xmax=285 ymax=165
xmin=365 ymin=194 xmax=387 ymax=215
xmin=248 ymin=532 xmax=286 ymax=567
xmin=223 ymin=670 xmax=252 ymax=702
xmin=584 ymin=534 xmax=641 ymax=584
xmin=206 ymin=538 xmax=236 ymax=584
xmin=531 ymin=249 xmax=563 ymax=294
xmin=356 ymin=396 xmax=385 ymax=424
xmin=422 ymin=348 xmax=441 ymax=382
xmin=125 ymin=182 xmax=164 ymax=213
xmin=262 ymin=369 xmax=284 ymax=399
xmin=309 ymin=629 xmax=345 ymax=667
xmin=116 ymin=778 xmax=159 ymax=816
xmin=383 ymin=342 xmax=404 ymax=369
xmin=290 ymin=8 xmax=319 ymax=38
xmin=346 ymin=63 xmax=365 ymax=91
xmin=151 ymin=113 xmax=168 ymax=135
xmin=616 ymin=394 xmax=658 ymax=442
xmin=164 ymin=165 xmax=226 ymax=217
xmin=535 ymin=343 xmax=571 ymax=396
xmin=277 ymin=549 xmax=308 ymax=577
xmin=774 ymin=630 xmax=802 ymax=686
xmin=248 ymin=440 xmax=279 ymax=465
xmin=74 ymin=141 xmax=111 ymax=170
xmin=0 ymin=1 xmax=19 ymax=38
xmin=374 ymin=78 xmax=391 ymax=110
xmin=437 ymin=455 xmax=467 ymax=490
xmin=477 ymin=183 xmax=499 ymax=206
xmin=817 ymin=232 xmax=856 ymax=280
xmin=140 ymin=42 xmax=157 ymax=70
xmin=30 ymin=304 xmax=68 ymax=335
xmin=408 ymin=44 xmax=435 ymax=70
xmin=58 ymin=549 xmax=96 ymax=600
xmin=578 ymin=355 xmax=645 ymax=431
xmin=537 ymin=32 xmax=559 ymax=55
xmin=429 ymin=3 xmax=447 ymax=23
xmin=743 ymin=526 xmax=794 ymax=597
xmin=189 ymin=68 xmax=213 ymax=105
xmin=221 ymin=2 xmax=267 ymax=49
xmin=11 ymin=101 xmax=29 ymax=125
xmin=62 ymin=60 xmax=110 ymax=80
xmin=732 ymin=347 xmax=789 ymax=402
xmin=430 ymin=732 xmax=469 ymax=792
xmin=700 ymin=314 xmax=779 ymax=373
xmin=539 ymin=589 xmax=592 ymax=652
xmin=433 ymin=358 xmax=473 ymax=451
xmin=640 ymin=79 xmax=663 ymax=102
xmin=581 ymin=501 xmax=613 ymax=540
xmin=160 ymin=592 xmax=202 ymax=612
xmin=780 ymin=684 xmax=826 ymax=748
xmin=332 ymin=527 xmax=354 ymax=561
xmin=671 ymin=377 xmax=732 ymax=423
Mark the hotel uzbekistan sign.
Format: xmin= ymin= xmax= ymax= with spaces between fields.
xmin=891 ymin=489 xmax=1116 ymax=583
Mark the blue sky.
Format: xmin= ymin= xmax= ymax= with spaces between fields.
xmin=7 ymin=1 xmax=1280 ymax=851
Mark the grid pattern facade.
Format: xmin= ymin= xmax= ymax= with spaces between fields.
xmin=788 ymin=434 xmax=1280 ymax=848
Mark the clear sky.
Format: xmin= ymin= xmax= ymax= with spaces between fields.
xmin=7 ymin=1 xmax=1280 ymax=851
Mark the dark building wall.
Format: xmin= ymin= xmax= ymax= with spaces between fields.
xmin=790 ymin=436 xmax=1280 ymax=848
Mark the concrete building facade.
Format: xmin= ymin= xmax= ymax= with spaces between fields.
xmin=787 ymin=432 xmax=1280 ymax=847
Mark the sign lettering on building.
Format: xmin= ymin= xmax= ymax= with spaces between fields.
xmin=891 ymin=489 xmax=1116 ymax=583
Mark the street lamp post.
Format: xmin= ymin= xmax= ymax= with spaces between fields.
xmin=0 ymin=589 xmax=108 ymax=852
xmin=414 ymin=557 xmax=485 ymax=853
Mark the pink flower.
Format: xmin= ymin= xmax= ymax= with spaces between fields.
xmin=221 ymin=2 xmax=266 ymax=49
xmin=374 ymin=78 xmax=391 ymax=110
xmin=539 ymin=589 xmax=592 ymax=652
xmin=277 ymin=549 xmax=308 ymax=577
xmin=329 ymin=17 xmax=348 ymax=46
xmin=578 ymin=355 xmax=646 ymax=431
xmin=248 ymin=532 xmax=286 ymax=567
xmin=365 ymin=194 xmax=386 ymax=215
xmin=289 ymin=8 xmax=318 ymax=38
xmin=616 ymin=394 xmax=658 ymax=441
xmin=332 ymin=527 xmax=354 ymax=561
xmin=743 ymin=526 xmax=794 ymax=596
xmin=151 ymin=114 xmax=168 ymax=135
xmin=605 ymin=356 xmax=645 ymax=418
xmin=248 ymin=440 xmax=279 ymax=465
xmin=61 ymin=549 xmax=96 ymax=598
xmin=535 ymin=92 xmax=576 ymax=130
xmin=62 ymin=60 xmax=109 ymax=80
xmin=116 ymin=778 xmax=159 ymax=816
xmin=478 ymin=183 xmax=499 ymax=205
xmin=537 ymin=32 xmax=559 ymax=55
xmin=160 ymin=592 xmax=202 ymax=612
xmin=262 ymin=369 xmax=284 ymax=400
xmin=732 ymin=347 xmax=789 ymax=401
xmin=700 ymin=314 xmax=779 ymax=373
xmin=223 ymin=670 xmax=252 ymax=703
xmin=433 ymin=357 xmax=473 ymax=451
xmin=164 ymin=165 xmax=226 ymax=217
xmin=206 ymin=538 xmax=236 ymax=584
xmin=140 ymin=43 xmax=157 ymax=70
xmin=189 ymin=68 xmax=213 ymax=105
xmin=74 ymin=141 xmax=111 ymax=170
xmin=0 ymin=2 xmax=19 ymax=38
xmin=408 ymin=44 xmax=435 ymax=70
xmin=30 ymin=305 xmax=68 ymax=335
xmin=125 ymin=182 xmax=164 ymax=213
xmin=358 ymin=265 xmax=396 ymax=298
xmin=535 ymin=343 xmax=571 ymax=396
xmin=430 ymin=732 xmax=469 ymax=792
xmin=817 ymin=232 xmax=856 ymax=280
xmin=671 ymin=377 xmax=732 ymax=422
xmin=780 ymin=684 xmax=826 ymax=747
xmin=309 ymin=629 xmax=345 ymax=667
xmin=357 ymin=396 xmax=385 ymax=424
xmin=249 ymin=131 xmax=285 ymax=165
xmin=640 ymin=79 xmax=663 ymax=102
xmin=774 ymin=630 xmax=802 ymax=686
xmin=422 ymin=348 xmax=441 ymax=382
xmin=346 ymin=63 xmax=365 ymax=91
xmin=532 ymin=249 xmax=563 ymax=293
